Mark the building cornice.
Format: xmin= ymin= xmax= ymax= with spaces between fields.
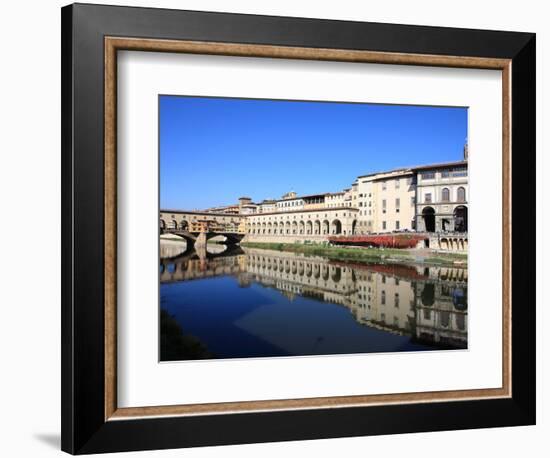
xmin=247 ymin=206 xmax=359 ymax=217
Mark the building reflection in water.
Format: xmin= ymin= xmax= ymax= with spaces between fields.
xmin=160 ymin=240 xmax=467 ymax=353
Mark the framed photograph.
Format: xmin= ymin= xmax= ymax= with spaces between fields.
xmin=61 ymin=3 xmax=536 ymax=454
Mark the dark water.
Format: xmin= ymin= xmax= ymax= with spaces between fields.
xmin=159 ymin=240 xmax=468 ymax=361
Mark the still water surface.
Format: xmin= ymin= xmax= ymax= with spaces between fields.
xmin=160 ymin=239 xmax=467 ymax=361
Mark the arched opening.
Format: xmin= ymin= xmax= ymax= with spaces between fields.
xmin=440 ymin=311 xmax=450 ymax=328
xmin=285 ymin=221 xmax=291 ymax=235
xmin=351 ymin=220 xmax=357 ymax=235
xmin=421 ymin=283 xmax=435 ymax=306
xmin=170 ymin=219 xmax=178 ymax=230
xmin=331 ymin=219 xmax=342 ymax=235
xmin=422 ymin=207 xmax=436 ymax=232
xmin=322 ymin=220 xmax=329 ymax=235
xmin=454 ymin=205 xmax=468 ymax=232
xmin=306 ymin=220 xmax=313 ymax=235
xmin=314 ymin=220 xmax=321 ymax=235
xmin=331 ymin=267 xmax=342 ymax=282
xmin=457 ymin=186 xmax=466 ymax=202
xmin=299 ymin=221 xmax=305 ymax=234
xmin=292 ymin=221 xmax=298 ymax=235
xmin=179 ymin=220 xmax=188 ymax=231
xmin=160 ymin=219 xmax=166 ymax=231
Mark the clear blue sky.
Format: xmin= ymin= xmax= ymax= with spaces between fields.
xmin=160 ymin=95 xmax=467 ymax=210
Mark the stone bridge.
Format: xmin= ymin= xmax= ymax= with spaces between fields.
xmin=160 ymin=247 xmax=245 ymax=283
xmin=161 ymin=228 xmax=245 ymax=248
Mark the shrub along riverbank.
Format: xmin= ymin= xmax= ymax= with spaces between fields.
xmin=240 ymin=242 xmax=467 ymax=267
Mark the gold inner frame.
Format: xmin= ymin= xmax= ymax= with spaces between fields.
xmin=104 ymin=36 xmax=512 ymax=421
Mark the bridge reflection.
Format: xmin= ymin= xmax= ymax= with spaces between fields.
xmin=160 ymin=241 xmax=468 ymax=349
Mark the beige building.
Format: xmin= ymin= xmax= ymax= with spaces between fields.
xmin=355 ymin=168 xmax=416 ymax=234
xmin=247 ymin=206 xmax=359 ymax=243
xmin=414 ymin=161 xmax=468 ymax=233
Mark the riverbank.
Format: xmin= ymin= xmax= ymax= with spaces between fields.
xmin=241 ymin=241 xmax=467 ymax=267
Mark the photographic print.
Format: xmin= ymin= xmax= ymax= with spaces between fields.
xmin=159 ymin=95 xmax=468 ymax=362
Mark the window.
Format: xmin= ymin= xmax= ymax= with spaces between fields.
xmin=457 ymin=186 xmax=466 ymax=202
xmin=382 ymin=221 xmax=387 ymax=230
xmin=381 ymin=181 xmax=387 ymax=191
xmin=421 ymin=171 xmax=435 ymax=180
xmin=425 ymin=193 xmax=432 ymax=203
xmin=442 ymin=188 xmax=450 ymax=202
xmin=382 ymin=199 xmax=386 ymax=213
xmin=381 ymin=291 xmax=386 ymax=305
xmin=395 ymin=179 xmax=400 ymax=189
xmin=441 ymin=170 xmax=450 ymax=178
xmin=452 ymin=168 xmax=468 ymax=177
xmin=396 ymin=221 xmax=400 ymax=230
xmin=395 ymin=198 xmax=400 ymax=212
xmin=395 ymin=293 xmax=399 ymax=307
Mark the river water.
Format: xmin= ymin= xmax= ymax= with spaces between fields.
xmin=159 ymin=239 xmax=467 ymax=361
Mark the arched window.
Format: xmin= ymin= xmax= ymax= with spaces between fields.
xmin=457 ymin=187 xmax=466 ymax=202
xmin=442 ymin=188 xmax=450 ymax=202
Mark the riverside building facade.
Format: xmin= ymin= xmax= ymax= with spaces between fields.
xmin=160 ymin=155 xmax=468 ymax=243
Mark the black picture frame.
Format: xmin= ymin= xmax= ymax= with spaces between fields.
xmin=61 ymin=3 xmax=536 ymax=454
